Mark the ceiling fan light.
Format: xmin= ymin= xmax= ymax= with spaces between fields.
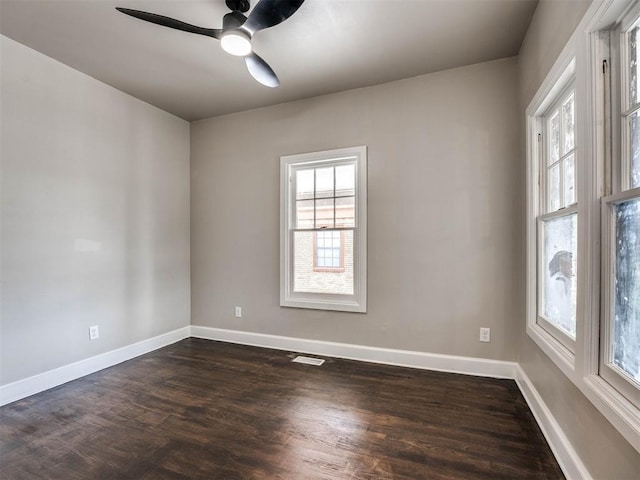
xmin=220 ymin=31 xmax=252 ymax=57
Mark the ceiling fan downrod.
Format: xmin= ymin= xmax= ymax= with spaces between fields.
xmin=225 ymin=0 xmax=250 ymax=13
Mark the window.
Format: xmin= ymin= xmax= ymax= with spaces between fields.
xmin=314 ymin=231 xmax=344 ymax=271
xmin=527 ymin=1 xmax=640 ymax=451
xmin=540 ymin=86 xmax=578 ymax=344
xmin=600 ymin=11 xmax=640 ymax=409
xmin=280 ymin=146 xmax=367 ymax=312
xmin=529 ymin=62 xmax=578 ymax=357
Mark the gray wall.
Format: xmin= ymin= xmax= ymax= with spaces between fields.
xmin=517 ymin=1 xmax=640 ymax=477
xmin=191 ymin=57 xmax=521 ymax=361
xmin=0 ymin=36 xmax=191 ymax=385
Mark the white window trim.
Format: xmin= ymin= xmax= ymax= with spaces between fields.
xmin=526 ymin=56 xmax=578 ymax=375
xmin=280 ymin=146 xmax=367 ymax=313
xmin=526 ymin=0 xmax=640 ymax=453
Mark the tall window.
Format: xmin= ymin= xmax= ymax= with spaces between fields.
xmin=600 ymin=14 xmax=640 ymax=407
xmin=280 ymin=146 xmax=367 ymax=312
xmin=526 ymin=1 xmax=640 ymax=452
xmin=533 ymin=71 xmax=578 ymax=353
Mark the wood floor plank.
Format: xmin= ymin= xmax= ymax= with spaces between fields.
xmin=0 ymin=338 xmax=564 ymax=479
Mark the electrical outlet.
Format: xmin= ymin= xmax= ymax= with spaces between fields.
xmin=234 ymin=306 xmax=242 ymax=318
xmin=89 ymin=325 xmax=99 ymax=340
xmin=479 ymin=327 xmax=491 ymax=343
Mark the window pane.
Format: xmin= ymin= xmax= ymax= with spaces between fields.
xmin=563 ymin=94 xmax=575 ymax=153
xmin=564 ymin=154 xmax=575 ymax=206
xmin=296 ymin=169 xmax=314 ymax=200
xmin=317 ymin=248 xmax=330 ymax=266
xmin=630 ymin=26 xmax=639 ymax=106
xmin=335 ymin=196 xmax=355 ymax=228
xmin=631 ymin=111 xmax=640 ymax=189
xmin=331 ymin=231 xmax=341 ymax=247
xmin=548 ymin=163 xmax=561 ymax=212
xmin=294 ymin=230 xmax=353 ymax=295
xmin=315 ymin=198 xmax=334 ymax=228
xmin=296 ymin=200 xmax=314 ymax=229
xmin=612 ymin=197 xmax=640 ymax=381
xmin=335 ymin=164 xmax=355 ymax=197
xmin=542 ymin=213 xmax=577 ymax=337
xmin=315 ymin=167 xmax=334 ymax=199
xmin=549 ymin=111 xmax=560 ymax=164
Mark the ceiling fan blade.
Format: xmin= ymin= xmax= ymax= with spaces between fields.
xmin=242 ymin=0 xmax=305 ymax=35
xmin=245 ymin=52 xmax=280 ymax=88
xmin=116 ymin=8 xmax=222 ymax=39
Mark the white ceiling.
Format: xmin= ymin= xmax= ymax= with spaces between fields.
xmin=0 ymin=0 xmax=538 ymax=121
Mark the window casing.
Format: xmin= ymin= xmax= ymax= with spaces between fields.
xmin=280 ymin=146 xmax=367 ymax=312
xmin=529 ymin=62 xmax=579 ymax=359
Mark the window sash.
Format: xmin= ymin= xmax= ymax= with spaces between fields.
xmin=536 ymin=206 xmax=579 ymax=351
xmin=287 ymin=229 xmax=360 ymax=303
xmin=621 ymin=19 xmax=640 ymax=190
xmin=542 ymin=85 xmax=577 ymax=214
xmin=290 ymin=160 xmax=358 ymax=230
xmin=621 ymin=91 xmax=640 ymax=191
xmin=600 ymin=187 xmax=640 ymax=409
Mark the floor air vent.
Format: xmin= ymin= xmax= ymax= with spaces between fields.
xmin=292 ymin=355 xmax=325 ymax=366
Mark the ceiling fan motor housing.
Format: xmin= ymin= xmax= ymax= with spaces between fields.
xmin=223 ymin=10 xmax=247 ymax=29
xmin=226 ymin=0 xmax=250 ymax=13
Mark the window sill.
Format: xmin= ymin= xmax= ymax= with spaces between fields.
xmin=527 ymin=321 xmax=640 ymax=452
xmin=582 ymin=375 xmax=640 ymax=452
xmin=312 ymin=267 xmax=346 ymax=273
xmin=526 ymin=322 xmax=576 ymax=379
xmin=280 ymin=296 xmax=366 ymax=313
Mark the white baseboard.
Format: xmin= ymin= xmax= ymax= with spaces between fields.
xmin=189 ymin=326 xmax=517 ymax=379
xmin=0 ymin=326 xmax=190 ymax=406
xmin=515 ymin=365 xmax=591 ymax=480
xmin=0 ymin=323 xmax=591 ymax=480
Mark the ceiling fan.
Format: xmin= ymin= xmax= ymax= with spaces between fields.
xmin=115 ymin=0 xmax=305 ymax=88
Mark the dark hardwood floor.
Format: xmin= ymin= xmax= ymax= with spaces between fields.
xmin=0 ymin=338 xmax=563 ymax=479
